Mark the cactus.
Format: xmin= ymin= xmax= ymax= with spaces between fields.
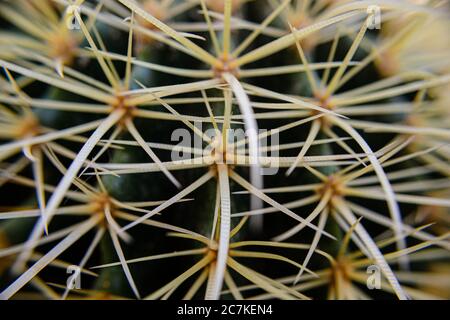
xmin=0 ymin=0 xmax=449 ymax=300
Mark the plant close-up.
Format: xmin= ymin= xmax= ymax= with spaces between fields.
xmin=0 ymin=0 xmax=449 ymax=301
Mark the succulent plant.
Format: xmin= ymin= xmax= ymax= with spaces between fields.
xmin=0 ymin=0 xmax=449 ymax=300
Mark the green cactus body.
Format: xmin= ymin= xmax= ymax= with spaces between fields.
xmin=0 ymin=0 xmax=449 ymax=301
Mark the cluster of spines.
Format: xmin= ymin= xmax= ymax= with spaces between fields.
xmin=0 ymin=0 xmax=449 ymax=300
